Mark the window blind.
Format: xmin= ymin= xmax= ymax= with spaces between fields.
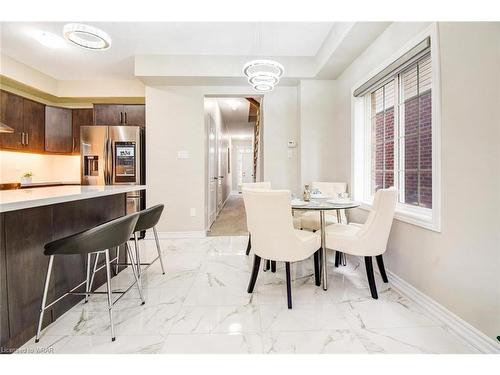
xmin=353 ymin=37 xmax=431 ymax=97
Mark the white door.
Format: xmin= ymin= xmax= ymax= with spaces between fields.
xmin=208 ymin=115 xmax=217 ymax=225
xmin=241 ymin=150 xmax=254 ymax=183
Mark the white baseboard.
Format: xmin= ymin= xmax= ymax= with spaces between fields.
xmin=145 ymin=231 xmax=207 ymax=239
xmin=385 ymin=268 xmax=499 ymax=354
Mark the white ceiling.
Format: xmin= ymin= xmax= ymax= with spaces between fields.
xmin=217 ymin=98 xmax=255 ymax=138
xmin=0 ymin=22 xmax=334 ymax=80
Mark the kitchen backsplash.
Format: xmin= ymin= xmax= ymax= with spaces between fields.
xmin=0 ymin=151 xmax=80 ymax=184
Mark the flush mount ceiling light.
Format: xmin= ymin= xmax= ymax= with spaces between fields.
xmin=243 ymin=59 xmax=284 ymax=93
xmin=63 ymin=23 xmax=111 ymax=50
xmin=32 ymin=31 xmax=66 ymax=49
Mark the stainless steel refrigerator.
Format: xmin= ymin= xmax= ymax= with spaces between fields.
xmin=80 ymin=125 xmax=145 ymax=215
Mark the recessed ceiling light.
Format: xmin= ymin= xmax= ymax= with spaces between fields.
xmin=228 ymin=99 xmax=240 ymax=111
xmin=32 ymin=31 xmax=66 ymax=49
xmin=63 ymin=23 xmax=111 ymax=50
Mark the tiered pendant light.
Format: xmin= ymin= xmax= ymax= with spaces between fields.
xmin=243 ymin=24 xmax=284 ymax=93
xmin=243 ymin=59 xmax=284 ymax=92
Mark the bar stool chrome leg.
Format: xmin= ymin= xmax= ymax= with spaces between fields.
xmin=134 ymin=233 xmax=142 ymax=278
xmin=126 ymin=242 xmax=145 ymax=305
xmin=85 ymin=253 xmax=92 ymax=303
xmin=35 ymin=255 xmax=54 ymax=343
xmin=114 ymin=246 xmax=120 ymax=275
xmin=153 ymin=226 xmax=166 ymax=274
xmin=104 ymin=249 xmax=116 ymax=342
xmin=88 ymin=252 xmax=100 ymax=294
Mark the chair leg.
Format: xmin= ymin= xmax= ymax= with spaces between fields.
xmin=313 ymin=249 xmax=321 ymax=286
xmin=285 ymin=262 xmax=292 ymax=309
xmin=376 ymin=254 xmax=388 ymax=283
xmin=85 ymin=253 xmax=92 ymax=303
xmin=87 ymin=252 xmax=100 ymax=294
xmin=134 ymin=233 xmax=142 ymax=278
xmin=245 ymin=233 xmax=251 ymax=256
xmin=153 ymin=226 xmax=166 ymax=275
xmin=114 ymin=246 xmax=120 ymax=276
xmin=271 ymin=261 xmax=276 ymax=273
xmin=364 ymin=256 xmax=378 ymax=299
xmin=126 ymin=243 xmax=145 ymax=305
xmin=335 ymin=251 xmax=340 ymax=267
xmin=247 ymin=255 xmax=261 ymax=293
xmin=104 ymin=249 xmax=116 ymax=342
xmin=263 ymin=259 xmax=270 ymax=272
xmin=35 ymin=255 xmax=54 ymax=343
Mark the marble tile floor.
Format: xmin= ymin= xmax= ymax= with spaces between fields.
xmin=17 ymin=236 xmax=478 ymax=354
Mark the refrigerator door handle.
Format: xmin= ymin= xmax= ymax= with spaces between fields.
xmin=104 ymin=137 xmax=110 ymax=184
xmin=110 ymin=138 xmax=114 ymax=184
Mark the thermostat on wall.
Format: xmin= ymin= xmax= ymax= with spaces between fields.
xmin=288 ymin=140 xmax=297 ymax=148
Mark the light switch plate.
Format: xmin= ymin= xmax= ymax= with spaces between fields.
xmin=177 ymin=151 xmax=190 ymax=159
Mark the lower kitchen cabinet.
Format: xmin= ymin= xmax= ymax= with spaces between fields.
xmin=0 ymin=194 xmax=127 ymax=351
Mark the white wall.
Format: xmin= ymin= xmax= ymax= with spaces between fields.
xmin=262 ymin=86 xmax=300 ymax=193
xmin=298 ymin=80 xmax=339 ymax=188
xmin=146 ymin=85 xmax=299 ymax=233
xmin=0 ymin=151 xmax=80 ymax=183
xmin=334 ymin=22 xmax=500 ymax=340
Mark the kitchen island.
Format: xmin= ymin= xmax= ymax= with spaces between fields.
xmin=0 ymin=185 xmax=146 ymax=352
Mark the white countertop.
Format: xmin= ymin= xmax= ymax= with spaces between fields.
xmin=0 ymin=185 xmax=147 ymax=213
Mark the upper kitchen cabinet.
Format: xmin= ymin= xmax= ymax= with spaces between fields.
xmin=0 ymin=90 xmax=45 ymax=152
xmin=1 ymin=90 xmax=25 ymax=150
xmin=45 ymin=106 xmax=72 ymax=153
xmin=94 ymin=104 xmax=145 ymax=126
xmin=72 ymin=108 xmax=94 ymax=154
xmin=23 ymin=99 xmax=45 ymax=152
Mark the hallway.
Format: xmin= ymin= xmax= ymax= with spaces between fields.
xmin=208 ymin=194 xmax=248 ymax=236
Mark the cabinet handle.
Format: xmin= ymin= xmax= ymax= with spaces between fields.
xmin=124 ymin=112 xmax=127 ymax=124
xmin=25 ymin=132 xmax=29 ymax=145
xmin=72 ymin=137 xmax=75 ymax=151
xmin=20 ymin=132 xmax=24 ymax=145
xmin=120 ymin=112 xmax=123 ymax=124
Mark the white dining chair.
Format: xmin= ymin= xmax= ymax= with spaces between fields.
xmin=241 ymin=182 xmax=272 ymax=256
xmin=324 ymin=188 xmax=398 ymax=299
xmin=243 ymin=189 xmax=321 ymax=308
xmin=299 ymin=182 xmax=348 ymax=231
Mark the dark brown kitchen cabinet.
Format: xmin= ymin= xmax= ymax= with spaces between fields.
xmin=23 ymin=99 xmax=45 ymax=152
xmin=71 ymin=108 xmax=93 ymax=154
xmin=123 ymin=105 xmax=145 ymax=126
xmin=94 ymin=104 xmax=145 ymax=126
xmin=0 ymin=90 xmax=45 ymax=152
xmin=0 ymin=90 xmax=25 ymax=150
xmin=45 ymin=106 xmax=72 ymax=153
xmin=3 ymin=205 xmax=55 ymax=349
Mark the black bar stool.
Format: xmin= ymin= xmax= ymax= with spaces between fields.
xmin=35 ymin=213 xmax=142 ymax=343
xmin=114 ymin=204 xmax=166 ymax=278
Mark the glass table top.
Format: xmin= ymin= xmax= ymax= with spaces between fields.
xmin=291 ymin=198 xmax=360 ymax=211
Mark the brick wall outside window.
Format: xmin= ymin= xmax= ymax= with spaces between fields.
xmin=369 ymin=54 xmax=432 ymax=209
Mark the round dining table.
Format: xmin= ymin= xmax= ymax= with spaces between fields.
xmin=291 ymin=199 xmax=360 ymax=291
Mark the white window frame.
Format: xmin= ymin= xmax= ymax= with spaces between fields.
xmin=351 ymin=24 xmax=441 ymax=232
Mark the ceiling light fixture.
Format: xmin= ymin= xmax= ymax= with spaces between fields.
xmin=243 ymin=59 xmax=284 ymax=93
xmin=63 ymin=23 xmax=112 ymax=50
xmin=32 ymin=31 xmax=66 ymax=49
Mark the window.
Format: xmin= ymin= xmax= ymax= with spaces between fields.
xmin=353 ymin=34 xmax=440 ymax=231
xmin=368 ymin=54 xmax=432 ymax=209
